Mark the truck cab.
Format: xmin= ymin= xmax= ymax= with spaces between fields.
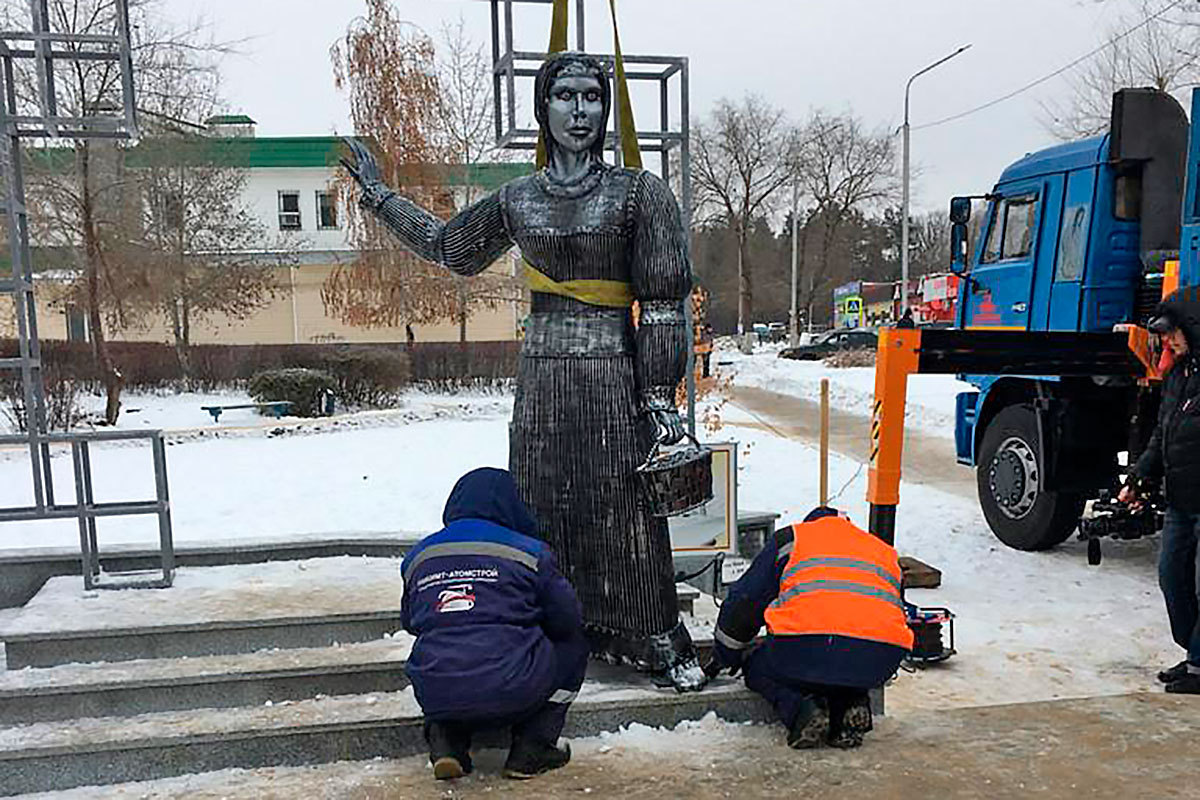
xmin=947 ymin=88 xmax=1194 ymax=551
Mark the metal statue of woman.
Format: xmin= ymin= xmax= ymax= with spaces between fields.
xmin=342 ymin=51 xmax=706 ymax=692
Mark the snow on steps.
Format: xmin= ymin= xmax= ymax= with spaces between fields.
xmin=0 ymin=640 xmax=408 ymax=725
xmin=0 ymin=558 xmax=734 ymax=795
xmin=0 ymin=558 xmax=404 ymax=669
xmin=0 ymin=671 xmax=769 ymax=796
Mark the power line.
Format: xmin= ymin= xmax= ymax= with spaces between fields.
xmin=913 ymin=0 xmax=1191 ymax=131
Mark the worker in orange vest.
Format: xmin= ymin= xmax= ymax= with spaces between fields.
xmin=710 ymin=506 xmax=913 ymax=748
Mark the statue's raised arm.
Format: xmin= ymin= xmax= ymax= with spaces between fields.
xmin=340 ymin=137 xmax=513 ymax=277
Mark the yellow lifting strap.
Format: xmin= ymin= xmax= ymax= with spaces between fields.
xmin=535 ymin=0 xmax=642 ymax=170
xmin=523 ymin=263 xmax=634 ymax=308
xmin=608 ymin=0 xmax=642 ymax=169
xmin=526 ymin=0 xmax=639 ymax=310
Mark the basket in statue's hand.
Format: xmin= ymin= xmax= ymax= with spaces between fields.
xmin=636 ymin=434 xmax=713 ymax=517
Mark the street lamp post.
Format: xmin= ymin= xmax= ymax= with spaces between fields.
xmin=902 ymin=44 xmax=970 ymax=315
xmin=789 ymin=180 xmax=800 ymax=348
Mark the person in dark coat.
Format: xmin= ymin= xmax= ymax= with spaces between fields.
xmin=401 ymin=467 xmax=588 ymax=780
xmin=709 ymin=506 xmax=912 ymax=749
xmin=1122 ymin=286 xmax=1200 ymax=693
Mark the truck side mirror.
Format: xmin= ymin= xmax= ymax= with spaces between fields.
xmin=949 ymin=196 xmax=971 ymax=224
xmin=950 ymin=222 xmax=969 ymax=275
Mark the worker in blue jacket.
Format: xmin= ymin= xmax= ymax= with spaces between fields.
xmin=401 ymin=467 xmax=588 ymax=781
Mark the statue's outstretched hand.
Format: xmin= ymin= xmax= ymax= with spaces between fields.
xmin=340 ymin=138 xmax=391 ymax=208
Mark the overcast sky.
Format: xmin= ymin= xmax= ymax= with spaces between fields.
xmin=173 ymin=0 xmax=1132 ymax=213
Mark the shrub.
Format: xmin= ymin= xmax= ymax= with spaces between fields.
xmin=248 ymin=368 xmax=337 ymax=417
xmin=1 ymin=361 xmax=85 ymax=432
xmin=0 ymin=339 xmax=518 ymax=394
xmin=406 ymin=342 xmax=519 ymax=391
xmin=304 ymin=347 xmax=410 ymax=408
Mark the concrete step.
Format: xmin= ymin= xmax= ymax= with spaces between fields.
xmin=0 ymin=639 xmax=410 ymax=725
xmin=2 ymin=609 xmax=405 ymax=669
xmin=0 ymin=557 xmax=405 ymax=668
xmin=0 ymin=668 xmax=771 ymax=797
xmin=1 ymin=560 xmax=701 ymax=669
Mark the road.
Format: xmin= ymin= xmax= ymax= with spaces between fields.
xmin=726 ymin=385 xmax=977 ymax=501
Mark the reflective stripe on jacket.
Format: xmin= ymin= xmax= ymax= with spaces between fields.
xmin=764 ymin=517 xmax=913 ymax=650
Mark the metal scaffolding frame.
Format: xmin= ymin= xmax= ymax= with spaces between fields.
xmin=485 ymin=0 xmax=697 ymax=430
xmin=0 ymin=0 xmax=174 ymax=590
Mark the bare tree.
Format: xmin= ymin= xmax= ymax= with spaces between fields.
xmin=691 ymin=95 xmax=796 ymax=334
xmin=435 ymin=17 xmax=520 ymax=343
xmin=794 ymin=110 xmax=898 ymax=325
xmin=908 ymin=210 xmax=951 ymax=277
xmin=322 ymin=0 xmax=459 ymax=331
xmin=1042 ymin=1 xmax=1200 ymax=139
xmin=133 ymin=134 xmax=284 ymax=380
xmin=12 ymin=0 xmax=229 ymax=424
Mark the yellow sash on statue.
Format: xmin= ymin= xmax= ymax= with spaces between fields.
xmin=523 ymin=263 xmax=633 ymax=308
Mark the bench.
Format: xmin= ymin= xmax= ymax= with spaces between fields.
xmin=200 ymin=401 xmax=293 ymax=423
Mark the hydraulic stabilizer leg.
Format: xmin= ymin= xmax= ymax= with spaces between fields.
xmin=863 ymin=326 xmax=1147 ymax=546
xmin=867 ymin=329 xmax=921 ymax=545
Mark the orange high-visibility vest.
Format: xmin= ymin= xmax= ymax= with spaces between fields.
xmin=764 ymin=517 xmax=914 ymax=650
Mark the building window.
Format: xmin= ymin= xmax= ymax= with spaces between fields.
xmin=316 ymin=190 xmax=338 ymax=230
xmin=65 ymin=305 xmax=87 ymax=342
xmin=278 ymin=191 xmax=301 ymax=230
xmin=158 ymin=190 xmax=183 ymax=231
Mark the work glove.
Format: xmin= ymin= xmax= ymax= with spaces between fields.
xmin=711 ymin=639 xmax=746 ymax=677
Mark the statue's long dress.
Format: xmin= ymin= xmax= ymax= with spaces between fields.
xmin=372 ymin=163 xmax=692 ymax=665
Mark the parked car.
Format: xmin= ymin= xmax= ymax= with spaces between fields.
xmin=767 ymin=322 xmax=787 ymax=342
xmin=778 ymin=328 xmax=878 ymax=360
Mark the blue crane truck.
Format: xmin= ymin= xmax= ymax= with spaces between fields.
xmin=865 ymin=88 xmax=1194 ymax=558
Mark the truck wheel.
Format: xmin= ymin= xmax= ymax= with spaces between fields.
xmin=976 ymin=404 xmax=1084 ymax=551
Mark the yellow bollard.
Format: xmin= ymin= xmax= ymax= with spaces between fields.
xmin=820 ymin=377 xmax=830 ymax=506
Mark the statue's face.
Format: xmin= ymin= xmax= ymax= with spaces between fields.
xmin=545 ymin=74 xmax=604 ymax=154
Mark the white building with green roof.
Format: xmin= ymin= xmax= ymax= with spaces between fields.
xmin=21 ymin=117 xmax=532 ymax=345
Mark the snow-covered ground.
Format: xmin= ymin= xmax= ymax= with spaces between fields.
xmin=720 ymin=341 xmax=975 ymax=437
xmin=0 ymin=389 xmax=514 ymax=551
xmin=0 ymin=360 xmax=1181 ymax=715
xmin=62 ymin=386 xmax=514 ymax=435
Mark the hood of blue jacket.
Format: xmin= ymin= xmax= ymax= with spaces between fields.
xmin=442 ymin=467 xmax=538 ymax=537
xmin=1157 ymin=286 xmax=1200 ymax=354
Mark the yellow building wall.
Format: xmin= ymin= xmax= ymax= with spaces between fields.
xmin=2 ymin=261 xmax=523 ymax=345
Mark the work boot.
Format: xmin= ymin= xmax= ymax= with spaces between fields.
xmin=1158 ymin=660 xmax=1190 ymax=684
xmin=502 ymin=738 xmax=571 ymax=779
xmin=1165 ymin=671 xmax=1200 ymax=695
xmin=786 ymin=696 xmax=830 ymax=749
xmin=828 ymin=693 xmax=872 ymax=749
xmin=426 ymin=721 xmax=472 ymax=780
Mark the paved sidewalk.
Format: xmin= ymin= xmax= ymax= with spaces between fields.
xmin=33 ymin=692 xmax=1199 ymax=800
